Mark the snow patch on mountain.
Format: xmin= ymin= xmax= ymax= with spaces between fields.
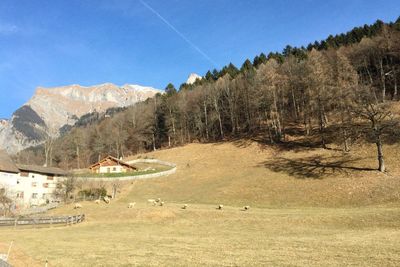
xmin=186 ymin=73 xmax=202 ymax=85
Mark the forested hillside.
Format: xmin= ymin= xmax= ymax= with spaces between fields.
xmin=17 ymin=18 xmax=400 ymax=171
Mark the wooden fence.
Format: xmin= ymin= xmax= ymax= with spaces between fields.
xmin=0 ymin=214 xmax=85 ymax=227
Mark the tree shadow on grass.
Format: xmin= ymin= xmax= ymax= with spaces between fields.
xmin=224 ymin=127 xmax=340 ymax=153
xmin=259 ymin=155 xmax=376 ymax=179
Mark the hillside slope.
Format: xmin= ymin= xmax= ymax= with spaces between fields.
xmin=124 ymin=141 xmax=400 ymax=207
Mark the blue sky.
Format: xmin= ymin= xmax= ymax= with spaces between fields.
xmin=0 ymin=0 xmax=399 ymax=118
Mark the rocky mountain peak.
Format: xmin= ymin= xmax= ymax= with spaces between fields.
xmin=0 ymin=82 xmax=161 ymax=154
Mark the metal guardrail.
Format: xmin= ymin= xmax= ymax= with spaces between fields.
xmin=0 ymin=214 xmax=85 ymax=227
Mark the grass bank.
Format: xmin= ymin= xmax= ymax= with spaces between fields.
xmin=1 ymin=202 xmax=400 ymax=266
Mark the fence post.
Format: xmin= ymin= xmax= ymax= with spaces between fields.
xmin=6 ymin=241 xmax=13 ymax=262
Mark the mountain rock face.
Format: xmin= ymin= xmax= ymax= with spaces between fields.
xmin=0 ymin=83 xmax=161 ymax=154
xmin=186 ymin=73 xmax=202 ymax=85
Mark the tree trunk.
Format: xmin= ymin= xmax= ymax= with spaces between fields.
xmin=267 ymin=122 xmax=274 ymax=144
xmin=291 ymin=88 xmax=298 ymax=121
xmin=168 ymin=107 xmax=176 ymax=144
xmin=116 ymin=141 xmax=120 ymax=159
xmin=214 ymin=99 xmax=224 ymax=139
xmin=152 ymin=133 xmax=156 ymax=151
xmin=376 ymin=133 xmax=385 ymax=172
xmin=203 ymin=100 xmax=209 ymax=140
xmin=244 ymin=86 xmax=251 ymax=130
xmin=76 ymin=145 xmax=80 ymax=169
xmin=180 ymin=128 xmax=184 ymax=144
xmin=44 ymin=147 xmax=49 ymax=167
xmin=364 ymin=60 xmax=374 ymax=85
xmin=228 ymin=98 xmax=236 ymax=135
xmin=343 ymin=128 xmax=350 ymax=152
xmin=272 ymin=89 xmax=282 ymax=140
xmin=379 ymin=58 xmax=386 ymax=102
xmin=340 ymin=109 xmax=350 ymax=152
xmin=49 ymin=146 xmax=53 ymax=167
xmin=318 ymin=97 xmax=327 ymax=149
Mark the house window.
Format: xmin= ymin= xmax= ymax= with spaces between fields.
xmin=43 ymin=183 xmax=49 ymax=188
xmin=112 ymin=167 xmax=117 ymax=171
xmin=17 ymin=191 xmax=24 ymax=198
xmin=32 ymin=182 xmax=37 ymax=187
xmin=32 ymin=193 xmax=38 ymax=199
xmin=47 ymin=176 xmax=54 ymax=180
xmin=107 ymin=168 xmax=110 ymax=173
xmin=31 ymin=175 xmax=35 ymax=178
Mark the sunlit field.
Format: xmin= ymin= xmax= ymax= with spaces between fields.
xmin=2 ymin=141 xmax=400 ymax=266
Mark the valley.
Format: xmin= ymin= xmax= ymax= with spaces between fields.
xmin=0 ymin=7 xmax=399 ymax=266
xmin=2 ymin=141 xmax=400 ymax=266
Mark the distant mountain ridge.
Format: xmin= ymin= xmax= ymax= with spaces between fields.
xmin=0 ymin=83 xmax=161 ymax=153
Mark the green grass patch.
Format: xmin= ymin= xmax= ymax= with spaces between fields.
xmin=75 ymin=169 xmax=167 ymax=178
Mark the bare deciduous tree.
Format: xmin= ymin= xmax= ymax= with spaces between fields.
xmin=354 ymin=86 xmax=397 ymax=172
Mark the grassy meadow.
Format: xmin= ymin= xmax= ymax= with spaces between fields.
xmin=1 ymin=141 xmax=400 ymax=266
xmin=2 ymin=202 xmax=400 ymax=266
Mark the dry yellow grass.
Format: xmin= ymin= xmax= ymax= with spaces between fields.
xmin=2 ymin=201 xmax=400 ymax=266
xmin=0 ymin=242 xmax=41 ymax=266
xmin=124 ymin=141 xmax=400 ymax=207
xmin=2 ymin=141 xmax=400 ymax=266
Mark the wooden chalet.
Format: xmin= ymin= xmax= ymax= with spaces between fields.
xmin=89 ymin=156 xmax=137 ymax=174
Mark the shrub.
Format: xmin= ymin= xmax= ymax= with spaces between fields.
xmin=78 ymin=187 xmax=107 ymax=199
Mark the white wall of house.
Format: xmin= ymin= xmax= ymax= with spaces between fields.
xmin=1 ymin=171 xmax=63 ymax=208
xmin=0 ymin=171 xmax=19 ymax=188
xmin=16 ymin=172 xmax=62 ymax=207
xmin=99 ymin=165 xmax=127 ymax=174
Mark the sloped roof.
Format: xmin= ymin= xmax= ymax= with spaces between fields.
xmin=16 ymin=164 xmax=68 ymax=176
xmin=0 ymin=150 xmax=19 ymax=173
xmin=89 ymin=155 xmax=137 ymax=170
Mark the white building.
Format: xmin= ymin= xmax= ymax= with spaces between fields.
xmin=0 ymin=150 xmax=20 ymax=201
xmin=0 ymin=150 xmax=67 ymax=208
xmin=89 ymin=155 xmax=137 ymax=174
xmin=16 ymin=165 xmax=67 ymax=207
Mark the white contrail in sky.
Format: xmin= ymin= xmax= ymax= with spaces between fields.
xmin=139 ymin=0 xmax=218 ymax=68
